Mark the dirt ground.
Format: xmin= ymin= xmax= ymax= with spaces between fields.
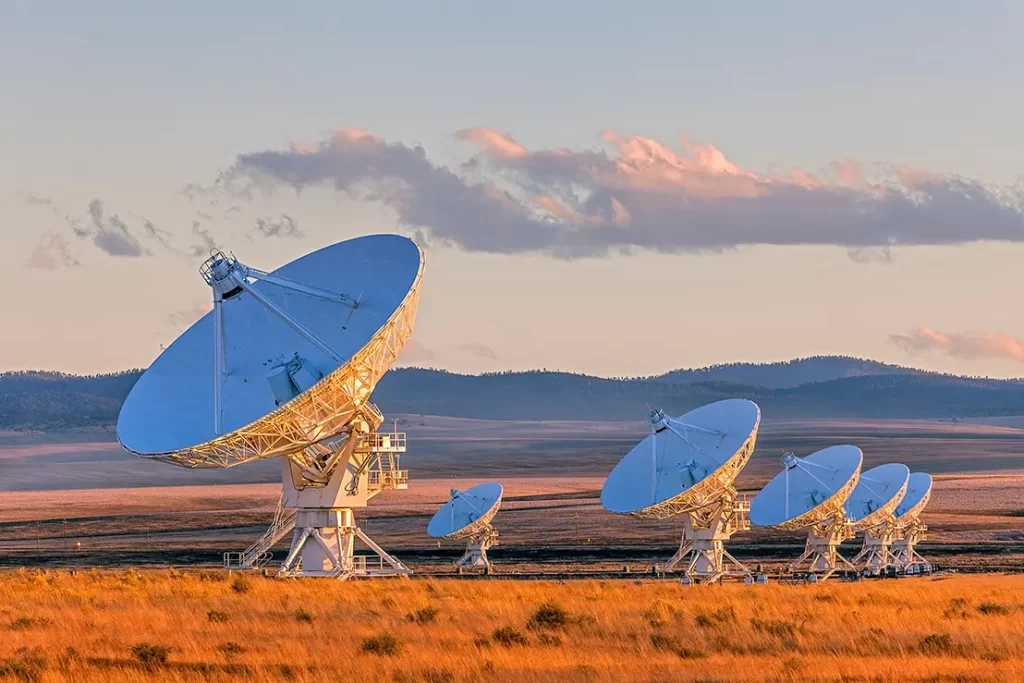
xmin=1 ymin=415 xmax=1023 ymax=573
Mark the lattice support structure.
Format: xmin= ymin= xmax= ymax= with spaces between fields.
xmin=852 ymin=520 xmax=899 ymax=576
xmin=893 ymin=519 xmax=932 ymax=574
xmin=787 ymin=512 xmax=856 ymax=581
xmin=274 ymin=420 xmax=410 ymax=579
xmin=224 ymin=420 xmax=411 ymax=579
xmin=456 ymin=527 xmax=499 ymax=574
xmin=660 ymin=491 xmax=754 ymax=584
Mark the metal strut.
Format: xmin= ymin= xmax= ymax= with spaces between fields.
xmin=787 ymin=512 xmax=856 ymax=581
xmin=201 ymin=249 xmax=358 ymax=434
xmin=213 ymin=296 xmax=225 ymax=435
xmin=658 ymin=491 xmax=755 ymax=584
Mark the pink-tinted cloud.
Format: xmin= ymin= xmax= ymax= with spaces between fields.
xmin=225 ymin=126 xmax=1024 ymax=260
xmin=455 ymin=128 xmax=527 ymax=159
xmin=25 ymin=233 xmax=80 ymax=270
xmin=890 ymin=326 xmax=1024 ymax=362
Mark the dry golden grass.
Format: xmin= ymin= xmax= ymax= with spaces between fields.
xmin=2 ymin=571 xmax=1024 ymax=681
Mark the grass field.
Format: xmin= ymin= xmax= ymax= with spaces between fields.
xmin=3 ymin=571 xmax=1024 ymax=681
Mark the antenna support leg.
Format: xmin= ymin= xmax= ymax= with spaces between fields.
xmin=852 ymin=522 xmax=899 ymax=576
xmin=659 ymin=494 xmax=757 ymax=584
xmin=788 ymin=516 xmax=855 ymax=582
xmin=278 ymin=508 xmax=411 ymax=579
xmin=455 ymin=527 xmax=499 ymax=574
xmin=893 ymin=521 xmax=932 ymax=575
xmin=226 ymin=420 xmax=412 ymax=579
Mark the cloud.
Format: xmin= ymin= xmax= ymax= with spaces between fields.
xmin=188 ymin=220 xmax=219 ymax=257
xmin=218 ymin=126 xmax=1024 ymax=261
xmin=142 ymin=218 xmax=174 ymax=250
xmin=457 ymin=342 xmax=498 ymax=361
xmin=23 ymin=193 xmax=58 ymax=207
xmin=890 ymin=326 xmax=1024 ymax=362
xmin=70 ymin=199 xmax=149 ymax=257
xmin=253 ymin=214 xmax=303 ymax=239
xmin=25 ymin=233 xmax=80 ymax=270
xmin=25 ymin=194 xmax=192 ymax=261
xmin=21 ymin=193 xmax=62 ymax=219
xmin=24 ymin=195 xmax=160 ymax=261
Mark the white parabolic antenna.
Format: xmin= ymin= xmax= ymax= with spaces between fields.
xmin=892 ymin=472 xmax=934 ymax=573
xmin=847 ymin=463 xmax=910 ymax=574
xmin=428 ymin=482 xmax=503 ymax=572
xmin=845 ymin=463 xmax=910 ymax=530
xmin=601 ymin=399 xmax=761 ymax=583
xmin=895 ymin=472 xmax=933 ymax=523
xmin=117 ymin=234 xmax=424 ymax=579
xmin=750 ymin=445 xmax=862 ymax=580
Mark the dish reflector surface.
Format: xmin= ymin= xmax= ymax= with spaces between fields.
xmin=750 ymin=445 xmax=862 ymax=529
xmin=428 ymin=482 xmax=504 ymax=539
xmin=845 ymin=463 xmax=910 ymax=529
xmin=118 ymin=234 xmax=422 ymax=457
xmin=894 ymin=472 xmax=933 ymax=522
xmin=601 ymin=399 xmax=760 ymax=516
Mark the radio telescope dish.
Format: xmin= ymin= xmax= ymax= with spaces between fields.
xmin=846 ymin=463 xmax=910 ymax=530
xmin=895 ymin=472 xmax=933 ymax=524
xmin=117 ymin=234 xmax=424 ymax=579
xmin=601 ymin=399 xmax=761 ymax=584
xmin=847 ymin=463 xmax=909 ymax=575
xmin=892 ymin=472 xmax=933 ymax=574
xmin=750 ymin=445 xmax=863 ymax=581
xmin=428 ymin=482 xmax=503 ymax=573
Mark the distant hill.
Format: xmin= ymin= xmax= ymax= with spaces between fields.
xmin=372 ymin=369 xmax=1024 ymax=421
xmin=0 ymin=371 xmax=141 ymax=431
xmin=654 ymin=356 xmax=929 ymax=389
xmin=1 ymin=358 xmax=1023 ymax=430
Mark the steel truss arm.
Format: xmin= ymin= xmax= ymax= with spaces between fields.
xmin=245 ymin=267 xmax=358 ymax=308
xmin=213 ymin=296 xmax=225 ymax=434
xmin=237 ymin=278 xmax=344 ymax=363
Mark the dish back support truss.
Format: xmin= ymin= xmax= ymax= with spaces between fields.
xmin=123 ymin=247 xmax=423 ymax=470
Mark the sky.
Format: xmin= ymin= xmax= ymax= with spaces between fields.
xmin=2 ymin=1 xmax=1024 ymax=378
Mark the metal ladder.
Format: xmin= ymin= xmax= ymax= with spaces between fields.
xmin=224 ymin=496 xmax=297 ymax=569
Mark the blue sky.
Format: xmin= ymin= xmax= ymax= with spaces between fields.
xmin=3 ymin=1 xmax=1024 ymax=377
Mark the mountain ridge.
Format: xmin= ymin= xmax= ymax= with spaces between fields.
xmin=2 ymin=356 xmax=1022 ymax=430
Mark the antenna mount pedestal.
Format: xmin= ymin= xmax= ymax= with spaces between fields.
xmin=456 ymin=527 xmax=499 ymax=574
xmin=893 ymin=519 xmax=932 ymax=574
xmin=659 ymin=491 xmax=755 ymax=584
xmin=279 ymin=508 xmax=409 ymax=579
xmin=225 ymin=413 xmax=411 ymax=580
xmin=788 ymin=513 xmax=855 ymax=581
xmin=852 ymin=520 xmax=899 ymax=575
